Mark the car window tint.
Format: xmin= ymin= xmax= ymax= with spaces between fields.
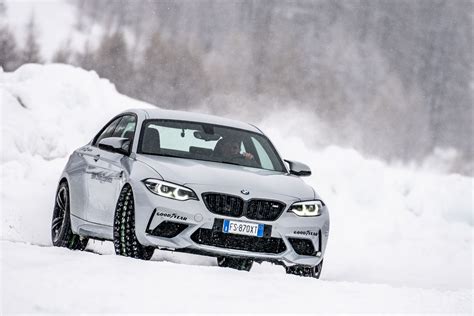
xmin=252 ymin=137 xmax=274 ymax=170
xmin=94 ymin=117 xmax=121 ymax=145
xmin=112 ymin=115 xmax=136 ymax=140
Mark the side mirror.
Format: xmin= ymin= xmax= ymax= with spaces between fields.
xmin=98 ymin=137 xmax=130 ymax=155
xmin=284 ymin=159 xmax=312 ymax=177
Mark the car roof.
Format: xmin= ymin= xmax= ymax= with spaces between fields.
xmin=135 ymin=108 xmax=262 ymax=134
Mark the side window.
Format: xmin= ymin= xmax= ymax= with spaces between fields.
xmin=94 ymin=117 xmax=121 ymax=146
xmin=112 ymin=115 xmax=137 ymax=140
xmin=251 ymin=137 xmax=274 ymax=170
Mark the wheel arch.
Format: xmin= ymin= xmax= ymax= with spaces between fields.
xmin=118 ymin=182 xmax=134 ymax=197
xmin=59 ymin=177 xmax=68 ymax=186
xmin=116 ymin=182 xmax=135 ymax=211
xmin=113 ymin=181 xmax=154 ymax=260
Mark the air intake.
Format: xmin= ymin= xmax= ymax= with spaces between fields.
xmin=149 ymin=221 xmax=188 ymax=238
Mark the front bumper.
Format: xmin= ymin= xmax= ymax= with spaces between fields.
xmin=133 ymin=182 xmax=330 ymax=267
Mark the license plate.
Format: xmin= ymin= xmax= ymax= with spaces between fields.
xmin=223 ymin=219 xmax=264 ymax=237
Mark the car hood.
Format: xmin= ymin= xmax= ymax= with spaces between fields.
xmin=136 ymin=154 xmax=316 ymax=200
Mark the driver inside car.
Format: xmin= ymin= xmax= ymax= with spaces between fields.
xmin=215 ymin=138 xmax=254 ymax=161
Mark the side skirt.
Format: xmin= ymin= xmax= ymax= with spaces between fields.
xmin=70 ymin=214 xmax=113 ymax=241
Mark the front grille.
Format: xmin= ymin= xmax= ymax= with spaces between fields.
xmin=149 ymin=221 xmax=188 ymax=238
xmin=247 ymin=200 xmax=286 ymax=221
xmin=202 ymin=193 xmax=286 ymax=221
xmin=202 ymin=193 xmax=244 ymax=217
xmin=288 ymin=238 xmax=316 ymax=256
xmin=191 ymin=228 xmax=287 ymax=254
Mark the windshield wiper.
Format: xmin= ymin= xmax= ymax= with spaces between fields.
xmin=155 ymin=153 xmax=184 ymax=159
xmin=149 ymin=153 xmax=245 ymax=167
xmin=216 ymin=160 xmax=244 ymax=167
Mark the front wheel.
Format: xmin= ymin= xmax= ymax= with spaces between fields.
xmin=285 ymin=260 xmax=323 ymax=278
xmin=51 ymin=181 xmax=88 ymax=250
xmin=113 ymin=185 xmax=154 ymax=260
xmin=217 ymin=256 xmax=253 ymax=271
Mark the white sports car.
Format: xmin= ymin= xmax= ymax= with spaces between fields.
xmin=51 ymin=108 xmax=330 ymax=277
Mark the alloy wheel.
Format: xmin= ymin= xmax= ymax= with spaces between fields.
xmin=52 ymin=186 xmax=67 ymax=243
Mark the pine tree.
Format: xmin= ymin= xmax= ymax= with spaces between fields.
xmin=94 ymin=30 xmax=133 ymax=93
xmin=21 ymin=13 xmax=43 ymax=64
xmin=0 ymin=0 xmax=20 ymax=71
xmin=0 ymin=1 xmax=6 ymax=16
xmin=75 ymin=40 xmax=96 ymax=70
xmin=0 ymin=25 xmax=20 ymax=71
xmin=137 ymin=32 xmax=208 ymax=108
xmin=52 ymin=38 xmax=73 ymax=64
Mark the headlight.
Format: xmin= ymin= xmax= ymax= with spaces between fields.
xmin=143 ymin=179 xmax=198 ymax=201
xmin=288 ymin=200 xmax=324 ymax=217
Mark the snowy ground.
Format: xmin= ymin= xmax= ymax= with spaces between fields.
xmin=2 ymin=241 xmax=471 ymax=314
xmin=1 ymin=64 xmax=473 ymax=314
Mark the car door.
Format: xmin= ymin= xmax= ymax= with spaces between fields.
xmin=86 ymin=114 xmax=137 ymax=226
xmin=70 ymin=117 xmax=120 ymax=223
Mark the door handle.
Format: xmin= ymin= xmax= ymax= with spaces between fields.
xmin=93 ymin=154 xmax=100 ymax=162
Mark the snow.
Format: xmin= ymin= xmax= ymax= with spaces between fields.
xmin=1 ymin=64 xmax=473 ymax=313
xmin=2 ymin=241 xmax=471 ymax=314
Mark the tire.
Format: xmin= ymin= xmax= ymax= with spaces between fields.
xmin=217 ymin=256 xmax=253 ymax=271
xmin=113 ymin=185 xmax=154 ymax=260
xmin=285 ymin=260 xmax=323 ymax=279
xmin=51 ymin=181 xmax=89 ymax=250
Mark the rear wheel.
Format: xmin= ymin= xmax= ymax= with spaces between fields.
xmin=113 ymin=185 xmax=154 ymax=260
xmin=51 ymin=181 xmax=88 ymax=250
xmin=285 ymin=260 xmax=323 ymax=278
xmin=217 ymin=256 xmax=253 ymax=271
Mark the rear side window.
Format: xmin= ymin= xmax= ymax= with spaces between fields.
xmin=112 ymin=115 xmax=137 ymax=140
xmin=94 ymin=117 xmax=121 ymax=146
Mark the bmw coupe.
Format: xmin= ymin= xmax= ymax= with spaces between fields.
xmin=51 ymin=109 xmax=329 ymax=278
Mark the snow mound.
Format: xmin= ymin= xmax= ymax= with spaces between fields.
xmin=1 ymin=63 xmax=149 ymax=162
xmin=1 ymin=64 xmax=472 ymax=313
xmin=1 ymin=63 xmax=150 ymax=244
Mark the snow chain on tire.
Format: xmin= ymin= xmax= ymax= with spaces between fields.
xmin=113 ymin=185 xmax=154 ymax=260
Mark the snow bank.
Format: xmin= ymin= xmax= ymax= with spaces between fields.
xmin=1 ymin=64 xmax=472 ymax=312
xmin=1 ymin=63 xmax=150 ymax=162
xmin=1 ymin=63 xmax=150 ymax=243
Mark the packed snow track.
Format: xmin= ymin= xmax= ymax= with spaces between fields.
xmin=2 ymin=241 xmax=471 ymax=314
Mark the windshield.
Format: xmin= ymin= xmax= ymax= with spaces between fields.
xmin=138 ymin=119 xmax=286 ymax=172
